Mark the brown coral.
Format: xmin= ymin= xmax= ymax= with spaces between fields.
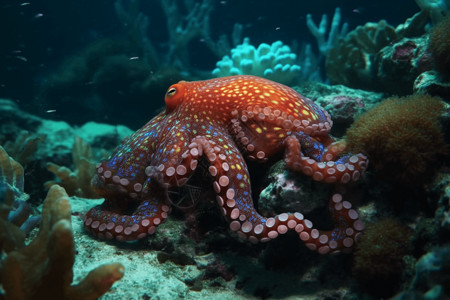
xmin=3 ymin=130 xmax=46 ymax=166
xmin=353 ymin=219 xmax=411 ymax=297
xmin=1 ymin=185 xmax=124 ymax=299
xmin=45 ymin=136 xmax=98 ymax=198
xmin=346 ymin=94 xmax=447 ymax=185
xmin=0 ymin=146 xmax=27 ymax=253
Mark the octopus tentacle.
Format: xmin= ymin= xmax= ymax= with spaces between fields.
xmin=84 ymin=195 xmax=171 ymax=241
xmin=195 ymin=133 xmax=362 ymax=253
xmin=151 ymin=136 xmax=204 ymax=188
xmin=284 ymin=136 xmax=368 ymax=184
xmin=85 ymin=173 xmax=171 ymax=241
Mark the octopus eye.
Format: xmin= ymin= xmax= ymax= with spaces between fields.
xmin=166 ymin=87 xmax=177 ymax=97
xmin=165 ymin=82 xmax=185 ymax=112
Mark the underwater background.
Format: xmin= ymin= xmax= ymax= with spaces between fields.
xmin=1 ymin=0 xmax=450 ymax=299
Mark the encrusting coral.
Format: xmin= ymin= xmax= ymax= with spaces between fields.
xmin=0 ymin=147 xmax=124 ymax=299
xmin=429 ymin=15 xmax=450 ymax=78
xmin=346 ymin=94 xmax=447 ymax=185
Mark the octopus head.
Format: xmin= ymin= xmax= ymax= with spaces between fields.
xmin=165 ymin=80 xmax=186 ymax=112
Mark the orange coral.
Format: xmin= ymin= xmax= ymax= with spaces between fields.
xmin=429 ymin=16 xmax=450 ymax=77
xmin=346 ymin=94 xmax=447 ymax=185
xmin=353 ymin=219 xmax=411 ymax=297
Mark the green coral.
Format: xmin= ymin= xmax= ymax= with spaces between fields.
xmin=346 ymin=94 xmax=447 ymax=185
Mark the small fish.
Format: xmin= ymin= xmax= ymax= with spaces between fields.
xmin=15 ymin=56 xmax=27 ymax=62
xmin=20 ymin=2 xmax=30 ymax=6
xmin=33 ymin=13 xmax=43 ymax=19
xmin=46 ymin=109 xmax=56 ymax=113
xmin=129 ymin=56 xmax=139 ymax=60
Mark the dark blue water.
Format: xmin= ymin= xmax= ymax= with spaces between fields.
xmin=0 ymin=0 xmax=419 ymax=127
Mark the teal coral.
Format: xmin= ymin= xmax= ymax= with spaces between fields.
xmin=212 ymin=38 xmax=301 ymax=85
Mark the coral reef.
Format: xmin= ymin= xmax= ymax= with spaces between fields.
xmin=429 ymin=15 xmax=450 ymax=78
xmin=346 ymin=94 xmax=447 ymax=185
xmin=4 ymin=1 xmax=450 ymax=299
xmin=326 ymin=12 xmax=429 ymax=95
xmin=353 ymin=219 xmax=411 ymax=297
xmin=376 ymin=36 xmax=432 ymax=95
xmin=0 ymin=147 xmax=124 ymax=299
xmin=1 ymin=186 xmax=124 ymax=299
xmin=0 ymin=99 xmax=134 ymax=203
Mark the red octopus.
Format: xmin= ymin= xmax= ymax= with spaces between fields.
xmin=84 ymin=75 xmax=367 ymax=254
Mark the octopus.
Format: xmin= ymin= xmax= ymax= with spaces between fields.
xmin=84 ymin=75 xmax=368 ymax=254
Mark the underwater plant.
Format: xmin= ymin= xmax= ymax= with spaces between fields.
xmin=346 ymin=94 xmax=447 ymax=185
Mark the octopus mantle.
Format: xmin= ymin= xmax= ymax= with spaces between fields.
xmin=84 ymin=75 xmax=368 ymax=254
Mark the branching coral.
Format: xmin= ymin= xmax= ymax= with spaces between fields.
xmin=45 ymin=136 xmax=98 ymax=198
xmin=3 ymin=130 xmax=46 ymax=166
xmin=0 ymin=185 xmax=124 ymax=299
xmin=346 ymin=94 xmax=447 ymax=185
xmin=0 ymin=146 xmax=123 ymax=299
xmin=306 ymin=7 xmax=348 ymax=56
xmin=0 ymin=146 xmax=40 ymax=252
xmin=115 ymin=0 xmax=240 ymax=71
